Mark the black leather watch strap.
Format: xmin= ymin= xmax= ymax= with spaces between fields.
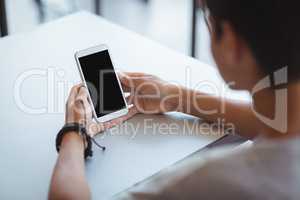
xmin=56 ymin=123 xmax=93 ymax=159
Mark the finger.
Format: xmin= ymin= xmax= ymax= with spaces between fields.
xmin=119 ymin=72 xmax=150 ymax=83
xmin=87 ymin=121 xmax=103 ymax=137
xmin=123 ymin=72 xmax=146 ymax=77
xmin=118 ymin=73 xmax=136 ymax=93
xmin=118 ymin=72 xmax=131 ymax=87
xmin=68 ymin=84 xmax=83 ymax=103
xmin=74 ymin=86 xmax=88 ymax=110
xmin=82 ymin=97 xmax=93 ymax=120
xmin=78 ymin=86 xmax=93 ymax=117
xmin=125 ymin=106 xmax=139 ymax=119
xmin=110 ymin=106 xmax=138 ymax=125
xmin=76 ymin=90 xmax=93 ymax=123
xmin=76 ymin=86 xmax=89 ymax=99
xmin=122 ymin=84 xmax=132 ymax=93
xmin=126 ymin=95 xmax=135 ymax=105
xmin=119 ymin=73 xmax=151 ymax=93
xmin=92 ymin=106 xmax=139 ymax=137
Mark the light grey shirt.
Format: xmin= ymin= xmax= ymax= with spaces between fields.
xmin=115 ymin=137 xmax=300 ymax=200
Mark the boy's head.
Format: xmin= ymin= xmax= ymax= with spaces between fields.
xmin=200 ymin=0 xmax=300 ymax=90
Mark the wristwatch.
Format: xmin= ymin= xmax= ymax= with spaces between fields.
xmin=56 ymin=123 xmax=93 ymax=159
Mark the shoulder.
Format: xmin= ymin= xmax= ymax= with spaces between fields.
xmin=193 ymin=138 xmax=300 ymax=200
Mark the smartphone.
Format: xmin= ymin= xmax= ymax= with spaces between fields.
xmin=75 ymin=45 xmax=128 ymax=123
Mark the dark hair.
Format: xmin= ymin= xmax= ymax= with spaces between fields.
xmin=203 ymin=0 xmax=300 ymax=81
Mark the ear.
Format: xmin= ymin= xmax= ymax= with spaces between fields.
xmin=220 ymin=22 xmax=244 ymax=66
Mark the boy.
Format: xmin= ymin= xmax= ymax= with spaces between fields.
xmin=49 ymin=0 xmax=300 ymax=199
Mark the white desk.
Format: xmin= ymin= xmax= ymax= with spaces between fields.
xmin=0 ymin=12 xmax=248 ymax=199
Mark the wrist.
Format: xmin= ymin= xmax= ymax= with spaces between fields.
xmin=56 ymin=123 xmax=95 ymax=158
xmin=61 ymin=131 xmax=85 ymax=151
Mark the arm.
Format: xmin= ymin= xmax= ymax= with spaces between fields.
xmin=49 ymin=132 xmax=90 ymax=200
xmin=119 ymin=72 xmax=260 ymax=139
xmin=49 ymin=84 xmax=137 ymax=200
xmin=179 ymin=87 xmax=259 ymax=138
xmin=49 ymin=85 xmax=91 ymax=200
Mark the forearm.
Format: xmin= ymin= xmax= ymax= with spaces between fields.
xmin=49 ymin=132 xmax=91 ymax=200
xmin=178 ymin=87 xmax=259 ymax=138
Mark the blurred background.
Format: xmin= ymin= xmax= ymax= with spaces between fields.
xmin=1 ymin=0 xmax=214 ymax=65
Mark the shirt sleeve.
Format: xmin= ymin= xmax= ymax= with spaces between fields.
xmin=113 ymin=146 xmax=244 ymax=200
xmin=114 ymin=140 xmax=299 ymax=200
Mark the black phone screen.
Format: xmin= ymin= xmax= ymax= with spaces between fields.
xmin=79 ymin=50 xmax=126 ymax=118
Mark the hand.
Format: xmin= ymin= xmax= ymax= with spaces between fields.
xmin=65 ymin=84 xmax=137 ymax=137
xmin=119 ymin=72 xmax=183 ymax=115
xmin=65 ymin=84 xmax=92 ymax=125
